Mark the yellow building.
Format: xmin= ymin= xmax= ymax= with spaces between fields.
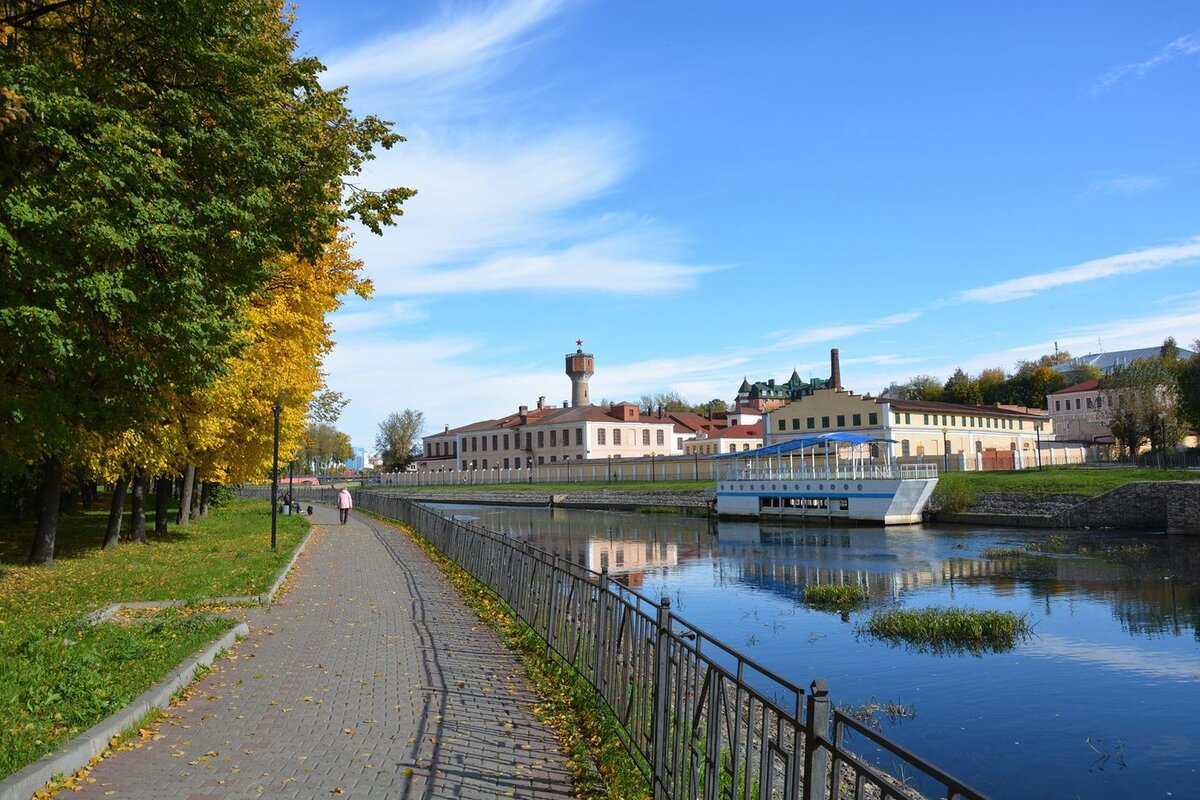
xmin=764 ymin=388 xmax=1055 ymax=471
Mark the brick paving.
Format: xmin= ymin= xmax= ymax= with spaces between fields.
xmin=69 ymin=506 xmax=575 ymax=799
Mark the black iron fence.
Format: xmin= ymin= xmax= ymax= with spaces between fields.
xmin=244 ymin=484 xmax=988 ymax=800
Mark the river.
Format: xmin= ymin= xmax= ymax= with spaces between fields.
xmin=428 ymin=502 xmax=1200 ymax=800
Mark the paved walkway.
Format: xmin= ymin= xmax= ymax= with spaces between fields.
xmin=69 ymin=506 xmax=575 ymax=799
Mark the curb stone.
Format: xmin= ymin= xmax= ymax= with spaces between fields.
xmin=0 ymin=523 xmax=315 ymax=800
xmin=0 ymin=623 xmax=248 ymax=800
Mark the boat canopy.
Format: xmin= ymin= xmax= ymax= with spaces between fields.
xmin=715 ymin=432 xmax=897 ymax=458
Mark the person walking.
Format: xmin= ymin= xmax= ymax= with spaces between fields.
xmin=336 ymin=487 xmax=353 ymax=524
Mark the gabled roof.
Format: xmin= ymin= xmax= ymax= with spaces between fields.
xmin=1050 ymin=379 xmax=1101 ymax=395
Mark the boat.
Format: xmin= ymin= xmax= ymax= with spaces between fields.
xmin=713 ymin=432 xmax=938 ymax=524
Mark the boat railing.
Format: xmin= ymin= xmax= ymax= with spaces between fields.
xmin=722 ymin=462 xmax=938 ymax=482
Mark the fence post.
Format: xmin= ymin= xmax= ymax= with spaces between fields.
xmin=593 ymin=567 xmax=609 ymax=698
xmin=546 ymin=551 xmax=560 ymax=660
xmin=651 ymin=596 xmax=672 ymax=800
xmin=803 ymin=679 xmax=831 ymax=800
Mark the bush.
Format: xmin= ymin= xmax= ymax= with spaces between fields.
xmin=932 ymin=476 xmax=977 ymax=513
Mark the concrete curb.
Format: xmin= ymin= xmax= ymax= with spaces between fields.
xmin=0 ymin=523 xmax=317 ymax=800
xmin=0 ymin=623 xmax=248 ymax=800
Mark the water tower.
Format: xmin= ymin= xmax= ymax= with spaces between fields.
xmin=565 ymin=340 xmax=594 ymax=407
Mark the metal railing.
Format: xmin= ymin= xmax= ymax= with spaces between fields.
xmin=246 ymin=484 xmax=987 ymax=800
xmin=722 ymin=463 xmax=939 ymax=482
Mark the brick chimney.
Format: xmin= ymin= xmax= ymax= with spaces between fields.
xmin=519 ymin=405 xmax=528 ymax=425
xmin=830 ymin=348 xmax=842 ymax=391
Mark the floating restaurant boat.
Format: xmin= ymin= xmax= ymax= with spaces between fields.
xmin=713 ymin=432 xmax=938 ymax=524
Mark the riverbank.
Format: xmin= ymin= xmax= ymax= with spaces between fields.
xmin=372 ymin=485 xmax=712 ymax=511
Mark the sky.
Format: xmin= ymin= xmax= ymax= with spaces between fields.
xmin=291 ymin=1 xmax=1200 ymax=450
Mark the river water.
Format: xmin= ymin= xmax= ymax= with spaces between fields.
xmin=429 ymin=502 xmax=1199 ymax=800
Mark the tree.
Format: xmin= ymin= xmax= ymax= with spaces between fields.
xmin=1 ymin=0 xmax=412 ymax=562
xmin=942 ymin=368 xmax=982 ymax=406
xmin=639 ymin=391 xmax=690 ymax=414
xmin=376 ymin=410 xmax=426 ymax=472
xmin=977 ymin=368 xmax=1008 ymax=405
xmin=300 ymin=424 xmax=354 ymax=472
xmin=1005 ymin=361 xmax=1068 ymax=409
xmin=1101 ymin=358 xmax=1179 ymax=461
xmin=1176 ymin=342 xmax=1200 ymax=435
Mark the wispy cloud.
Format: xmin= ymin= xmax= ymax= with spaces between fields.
xmin=1092 ymin=33 xmax=1200 ymax=95
xmin=1084 ymin=173 xmax=1165 ymax=196
xmin=323 ymin=0 xmax=564 ymax=90
xmin=956 ymin=237 xmax=1200 ymax=304
xmin=766 ymin=311 xmax=924 ymax=350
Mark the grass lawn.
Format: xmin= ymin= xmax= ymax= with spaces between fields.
xmin=0 ymin=497 xmax=307 ymax=779
xmin=936 ymin=465 xmax=1200 ymax=498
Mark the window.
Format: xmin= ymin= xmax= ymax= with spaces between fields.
xmin=481 ymin=459 xmax=487 ymax=469
xmin=550 ymin=430 xmax=557 ymax=447
xmin=1055 ymin=400 xmax=1061 ymax=410
xmin=905 ymin=413 xmax=911 ymax=424
xmin=869 ymin=412 xmax=878 ymax=425
xmin=901 ymin=440 xmax=911 ymax=457
xmin=743 ymin=443 xmax=750 ymax=450
xmin=656 ymin=430 xmax=665 ymax=446
xmin=550 ymin=455 xmax=557 ymax=462
xmin=791 ymin=418 xmax=800 ymax=430
xmin=564 ymin=429 xmax=570 ymax=447
xmin=821 ymin=416 xmax=830 ymax=428
xmin=1086 ymin=398 xmax=1093 ymax=409
xmin=503 ymin=458 xmax=510 ymax=468
xmin=598 ymin=428 xmax=606 ymax=445
xmin=869 ymin=443 xmax=879 ymax=458
xmin=895 ymin=412 xmax=901 ymax=424
xmin=613 ymin=429 xmax=622 ymax=445
xmin=729 ymin=444 xmax=736 ymax=453
xmin=923 ymin=414 xmax=929 ymax=424
xmin=642 ymin=429 xmax=650 ymax=446
xmin=836 ymin=415 xmax=845 ymax=427
xmin=471 ymin=437 xmax=477 ymax=452
xmin=576 ymin=428 xmax=584 ymax=446
xmin=1096 ymin=397 xmax=1103 ymax=409
xmin=1075 ymin=398 xmax=1081 ymax=410
xmin=492 ymin=435 xmax=498 ymax=450
xmin=481 ymin=436 xmax=487 ymax=451
xmin=916 ymin=445 xmax=925 ymax=455
xmin=778 ymin=419 xmax=786 ymax=431
xmin=461 ymin=460 xmax=467 ymax=469
xmin=677 ymin=437 xmax=683 ymax=449
xmin=503 ymin=434 xmax=509 ymax=450
xmin=853 ymin=413 xmax=861 ymax=426
xmin=537 ymin=431 xmax=544 ymax=448
xmin=538 ymin=456 xmax=544 ymax=465
xmin=807 ymin=417 xmax=815 ymax=429
xmin=525 ymin=432 xmax=532 ymax=449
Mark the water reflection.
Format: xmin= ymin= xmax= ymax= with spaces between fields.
xmin=428 ymin=502 xmax=1200 ymax=799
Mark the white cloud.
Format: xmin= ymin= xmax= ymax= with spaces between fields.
xmin=1092 ymin=33 xmax=1200 ymax=95
xmin=766 ymin=311 xmax=924 ymax=350
xmin=323 ymin=0 xmax=564 ymax=90
xmin=956 ymin=238 xmax=1200 ymax=304
xmin=330 ymin=300 xmax=429 ymax=334
xmin=1084 ymin=173 xmax=1165 ymax=196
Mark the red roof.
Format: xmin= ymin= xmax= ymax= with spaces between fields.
xmin=1050 ymin=379 xmax=1100 ymax=395
xmin=706 ymin=423 xmax=763 ymax=440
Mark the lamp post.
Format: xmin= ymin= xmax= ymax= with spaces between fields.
xmin=941 ymin=428 xmax=949 ymax=473
xmin=1036 ymin=422 xmax=1043 ymax=471
xmin=271 ymin=398 xmax=282 ymax=550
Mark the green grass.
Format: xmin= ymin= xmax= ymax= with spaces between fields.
xmin=803 ymin=584 xmax=868 ymax=610
xmin=982 ymin=547 xmax=1027 ymax=559
xmin=859 ymin=607 xmax=1032 ymax=653
xmin=935 ymin=466 xmax=1200 ymax=499
xmin=0 ymin=498 xmax=307 ymax=778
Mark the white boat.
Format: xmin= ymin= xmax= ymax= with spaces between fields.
xmin=713 ymin=433 xmax=938 ymax=525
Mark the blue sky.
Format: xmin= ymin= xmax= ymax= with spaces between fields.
xmin=294 ymin=1 xmax=1200 ymax=449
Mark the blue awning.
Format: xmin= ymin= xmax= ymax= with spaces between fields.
xmin=715 ymin=432 xmax=896 ymax=458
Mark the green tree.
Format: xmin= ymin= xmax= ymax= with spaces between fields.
xmin=1101 ymin=358 xmax=1180 ymax=461
xmin=977 ymin=367 xmax=1008 ymax=405
xmin=376 ymin=410 xmax=427 ymax=472
xmin=1175 ymin=342 xmax=1200 ymax=434
xmin=1004 ymin=361 xmax=1068 ymax=409
xmin=298 ymin=424 xmax=354 ymax=473
xmin=942 ymin=368 xmax=983 ymax=406
xmin=1 ymin=0 xmax=413 ymax=563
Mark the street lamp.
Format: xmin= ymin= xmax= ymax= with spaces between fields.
xmin=270 ymin=397 xmax=282 ymax=550
xmin=1036 ymin=422 xmax=1043 ymax=471
xmin=941 ymin=428 xmax=949 ymax=473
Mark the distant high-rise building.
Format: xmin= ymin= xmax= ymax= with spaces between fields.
xmin=344 ymin=447 xmax=366 ymax=470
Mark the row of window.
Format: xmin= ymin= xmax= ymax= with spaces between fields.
xmin=461 ymin=454 xmax=587 ymax=470
xmin=596 ymin=428 xmax=667 ymax=447
xmin=894 ymin=412 xmax=1029 ymax=431
xmin=689 ymin=443 xmax=754 ymax=454
xmin=778 ymin=412 xmax=879 ymax=432
xmin=1054 ymin=395 xmax=1122 ymax=411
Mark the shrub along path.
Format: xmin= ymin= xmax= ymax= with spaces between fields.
xmin=65 ymin=504 xmax=574 ymax=799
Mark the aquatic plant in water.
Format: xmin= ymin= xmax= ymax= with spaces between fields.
xmin=859 ymin=607 xmax=1032 ymax=653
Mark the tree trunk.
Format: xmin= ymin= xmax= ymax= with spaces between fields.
xmin=154 ymin=477 xmax=171 ymax=535
xmin=103 ymin=475 xmax=129 ymax=549
xmin=177 ymin=464 xmax=196 ymax=525
xmin=81 ymin=481 xmax=97 ymax=510
xmin=198 ymin=481 xmax=212 ymax=518
xmin=28 ymin=456 xmax=63 ymax=564
xmin=60 ymin=486 xmax=79 ymax=515
xmin=189 ymin=477 xmax=201 ymax=519
xmin=130 ymin=472 xmax=147 ymax=543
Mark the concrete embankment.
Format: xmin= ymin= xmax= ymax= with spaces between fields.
xmin=373 ymin=481 xmax=1200 ymax=534
xmin=372 ymin=486 xmax=711 ymax=512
